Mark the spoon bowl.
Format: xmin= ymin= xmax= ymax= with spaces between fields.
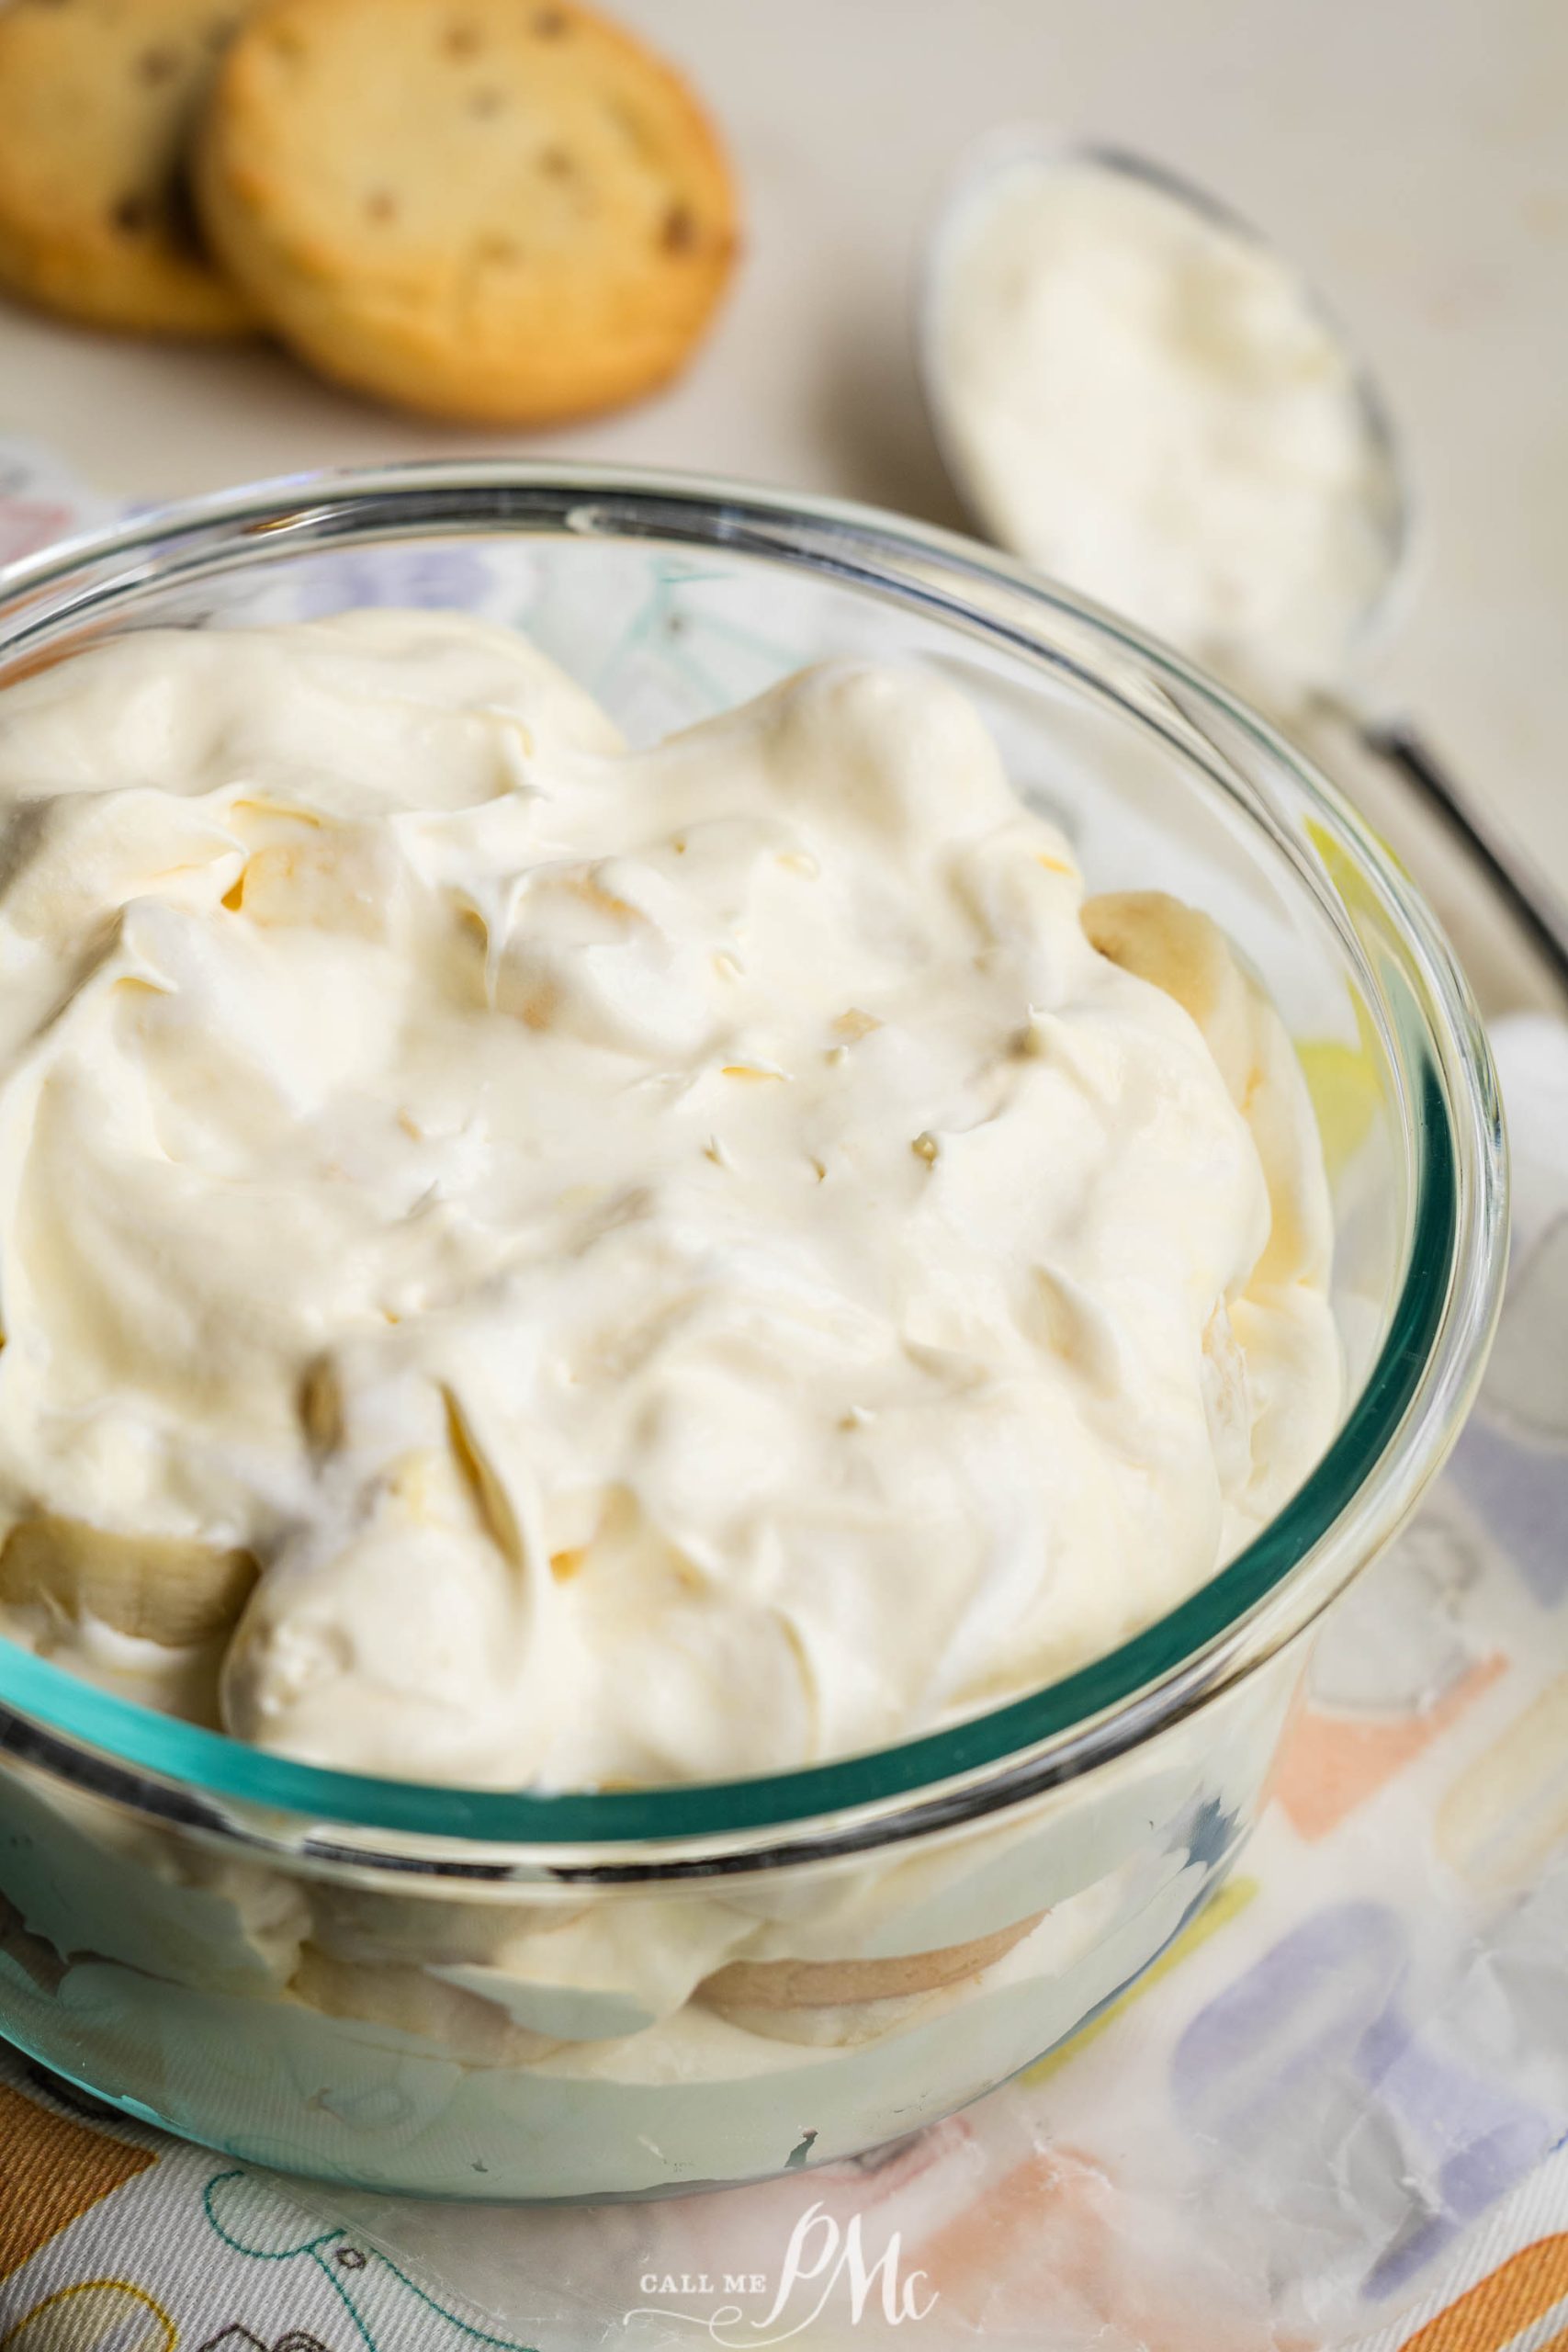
xmin=919 ymin=129 xmax=1568 ymax=988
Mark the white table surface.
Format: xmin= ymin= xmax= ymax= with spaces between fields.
xmin=0 ymin=0 xmax=1562 ymax=960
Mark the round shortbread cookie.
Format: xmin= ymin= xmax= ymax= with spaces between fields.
xmin=0 ymin=0 xmax=257 ymax=337
xmin=196 ymin=0 xmax=739 ymax=423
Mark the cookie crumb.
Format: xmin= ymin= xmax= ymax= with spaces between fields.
xmin=444 ymin=19 xmax=481 ymax=54
xmin=366 ymin=189 xmax=399 ymax=223
xmin=539 ymin=144 xmax=574 ymax=176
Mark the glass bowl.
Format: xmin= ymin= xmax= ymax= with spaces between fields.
xmin=0 ymin=464 xmax=1506 ymax=2200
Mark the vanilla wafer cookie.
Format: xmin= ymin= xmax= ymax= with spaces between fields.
xmin=0 ymin=0 xmax=256 ymax=336
xmin=197 ymin=0 xmax=739 ymax=422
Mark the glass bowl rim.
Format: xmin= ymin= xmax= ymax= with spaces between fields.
xmin=0 ymin=458 xmax=1507 ymax=1859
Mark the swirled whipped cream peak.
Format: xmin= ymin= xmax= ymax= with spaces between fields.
xmin=0 ymin=610 xmax=1340 ymax=1787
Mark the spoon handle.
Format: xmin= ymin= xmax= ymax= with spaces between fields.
xmin=1360 ymin=718 xmax=1568 ymax=998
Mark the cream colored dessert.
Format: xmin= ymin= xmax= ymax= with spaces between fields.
xmin=927 ymin=155 xmax=1396 ymax=696
xmin=0 ymin=609 xmax=1340 ymax=1796
xmin=0 ymin=610 xmax=1343 ymax=2185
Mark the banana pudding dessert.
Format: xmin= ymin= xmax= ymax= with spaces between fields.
xmin=0 ymin=609 xmax=1342 ymax=2188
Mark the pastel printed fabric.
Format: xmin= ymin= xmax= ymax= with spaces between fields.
xmin=0 ymin=2048 xmax=539 ymax=2351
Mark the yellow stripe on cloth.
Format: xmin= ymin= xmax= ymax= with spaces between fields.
xmin=0 ymin=2080 xmax=155 ymax=2282
xmin=1021 ymin=1874 xmax=1259 ymax=2085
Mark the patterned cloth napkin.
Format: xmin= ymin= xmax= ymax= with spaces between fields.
xmin=2 ymin=443 xmax=1567 ymax=2352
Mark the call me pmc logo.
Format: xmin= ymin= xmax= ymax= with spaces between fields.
xmin=629 ymin=2199 xmax=938 ymax=2346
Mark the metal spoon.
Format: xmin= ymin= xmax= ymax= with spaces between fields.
xmin=919 ymin=132 xmax=1568 ymax=992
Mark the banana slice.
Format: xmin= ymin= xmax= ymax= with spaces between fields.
xmin=0 ymin=1515 xmax=258 ymax=1648
xmin=0 ymin=1886 xmax=66 ymax=1994
xmin=1083 ymin=889 xmax=1254 ymax=1098
xmin=1083 ymin=890 xmax=1332 ymax=1290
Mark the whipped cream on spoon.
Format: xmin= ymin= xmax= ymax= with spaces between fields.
xmin=920 ymin=135 xmax=1568 ymax=989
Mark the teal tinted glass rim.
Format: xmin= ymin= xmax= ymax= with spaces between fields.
xmin=0 ymin=461 xmax=1506 ymax=1850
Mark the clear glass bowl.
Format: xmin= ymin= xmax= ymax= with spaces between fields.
xmin=0 ymin=464 xmax=1506 ymax=2199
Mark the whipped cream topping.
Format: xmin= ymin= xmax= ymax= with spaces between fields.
xmin=0 ymin=611 xmax=1340 ymax=1788
xmin=927 ymin=156 xmax=1397 ymax=698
